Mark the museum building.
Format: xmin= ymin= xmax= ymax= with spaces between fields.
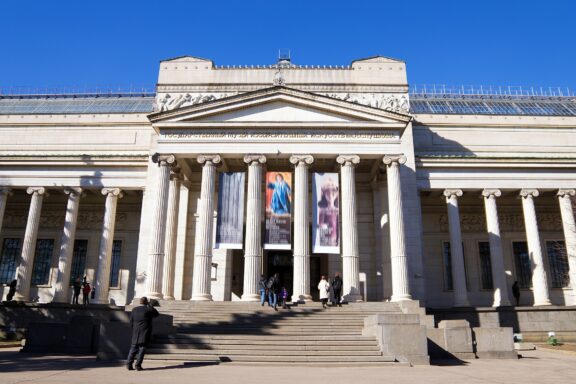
xmin=0 ymin=55 xmax=575 ymax=309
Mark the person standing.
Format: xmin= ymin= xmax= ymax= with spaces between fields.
xmin=331 ymin=273 xmax=343 ymax=307
xmin=127 ymin=296 xmax=159 ymax=371
xmin=72 ymin=278 xmax=82 ymax=305
xmin=512 ymin=281 xmax=520 ymax=306
xmin=259 ymin=274 xmax=268 ymax=306
xmin=267 ymin=273 xmax=280 ymax=311
xmin=281 ymin=286 xmax=289 ymax=309
xmin=318 ymin=275 xmax=330 ymax=309
xmin=82 ymin=281 xmax=91 ymax=305
xmin=6 ymin=279 xmax=17 ymax=301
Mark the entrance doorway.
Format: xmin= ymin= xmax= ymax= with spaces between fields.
xmin=266 ymin=251 xmax=293 ymax=298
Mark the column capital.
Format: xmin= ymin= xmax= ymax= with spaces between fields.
xmin=64 ymin=187 xmax=83 ymax=197
xmin=336 ymin=154 xmax=360 ymax=166
xmin=170 ymin=166 xmax=182 ymax=180
xmin=26 ymin=187 xmax=47 ymax=196
xmin=443 ymin=189 xmax=463 ymax=199
xmin=557 ymin=189 xmax=576 ymax=198
xmin=382 ymin=154 xmax=407 ymax=166
xmin=243 ymin=154 xmax=267 ymax=165
xmin=520 ymin=189 xmax=539 ymax=198
xmin=0 ymin=187 xmax=13 ymax=197
xmin=482 ymin=189 xmax=501 ymax=198
xmin=289 ymin=154 xmax=314 ymax=166
xmin=101 ymin=187 xmax=123 ymax=198
xmin=152 ymin=153 xmax=177 ymax=166
xmin=197 ymin=154 xmax=222 ymax=166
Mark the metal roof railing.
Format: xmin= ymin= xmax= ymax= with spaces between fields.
xmin=410 ymin=84 xmax=575 ymax=98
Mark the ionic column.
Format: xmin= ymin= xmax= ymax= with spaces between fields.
xmin=53 ymin=188 xmax=83 ymax=303
xmin=145 ymin=153 xmax=177 ymax=299
xmin=242 ymin=154 xmax=266 ymax=302
xmin=336 ymin=155 xmax=362 ymax=302
xmin=520 ymin=189 xmax=551 ymax=306
xmin=290 ymin=154 xmax=314 ymax=302
xmin=191 ymin=154 xmax=221 ymax=301
xmin=162 ymin=167 xmax=181 ymax=300
xmin=93 ymin=188 xmax=123 ymax=304
xmin=558 ymin=189 xmax=576 ymax=300
xmin=14 ymin=187 xmax=47 ymax=301
xmin=0 ymin=188 xmax=12 ymax=235
xmin=443 ymin=189 xmax=470 ymax=307
xmin=482 ymin=189 xmax=512 ymax=307
xmin=383 ymin=155 xmax=412 ymax=302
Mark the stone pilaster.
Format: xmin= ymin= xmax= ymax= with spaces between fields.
xmin=93 ymin=188 xmax=123 ymax=305
xmin=290 ymin=154 xmax=314 ymax=302
xmin=336 ymin=155 xmax=362 ymax=302
xmin=241 ymin=154 xmax=266 ymax=301
xmin=162 ymin=167 xmax=182 ymax=300
xmin=383 ymin=155 xmax=412 ymax=302
xmin=520 ymin=189 xmax=551 ymax=306
xmin=14 ymin=187 xmax=47 ymax=301
xmin=53 ymin=188 xmax=83 ymax=303
xmin=481 ymin=189 xmax=512 ymax=307
xmin=191 ymin=154 xmax=221 ymax=301
xmin=145 ymin=153 xmax=177 ymax=299
xmin=443 ymin=189 xmax=470 ymax=307
xmin=0 ymin=188 xmax=12 ymax=236
xmin=558 ymin=189 xmax=576 ymax=302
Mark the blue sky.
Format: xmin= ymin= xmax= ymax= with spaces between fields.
xmin=1 ymin=0 xmax=575 ymax=93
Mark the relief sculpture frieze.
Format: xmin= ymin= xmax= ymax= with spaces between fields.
xmin=438 ymin=212 xmax=562 ymax=233
xmin=3 ymin=211 xmax=128 ymax=230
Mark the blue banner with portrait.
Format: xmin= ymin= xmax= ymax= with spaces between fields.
xmin=264 ymin=171 xmax=292 ymax=249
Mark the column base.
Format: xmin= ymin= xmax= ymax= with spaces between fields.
xmin=190 ymin=294 xmax=213 ymax=302
xmin=533 ymin=300 xmax=552 ymax=306
xmin=241 ymin=294 xmax=260 ymax=302
xmin=291 ymin=294 xmax=312 ymax=303
xmin=12 ymin=293 xmax=28 ymax=302
xmin=391 ymin=294 xmax=412 ymax=302
xmin=144 ymin=291 xmax=164 ymax=300
xmin=163 ymin=296 xmax=175 ymax=301
xmin=92 ymin=299 xmax=110 ymax=305
xmin=343 ymin=293 xmax=363 ymax=302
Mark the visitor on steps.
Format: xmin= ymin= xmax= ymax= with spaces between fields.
xmin=331 ymin=273 xmax=343 ymax=307
xmin=82 ymin=281 xmax=91 ymax=305
xmin=267 ymin=273 xmax=280 ymax=311
xmin=259 ymin=274 xmax=268 ymax=306
xmin=72 ymin=277 xmax=82 ymax=305
xmin=127 ymin=296 xmax=159 ymax=371
xmin=281 ymin=286 xmax=288 ymax=309
xmin=318 ymin=275 xmax=330 ymax=309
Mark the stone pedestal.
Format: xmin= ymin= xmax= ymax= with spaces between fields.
xmin=145 ymin=153 xmax=177 ymax=300
xmin=14 ymin=187 xmax=47 ymax=301
xmin=53 ymin=188 xmax=83 ymax=303
xmin=443 ymin=189 xmax=470 ymax=307
xmin=290 ymin=155 xmax=314 ymax=302
xmin=520 ymin=189 xmax=551 ymax=306
xmin=482 ymin=189 xmax=511 ymax=307
xmin=242 ymin=154 xmax=266 ymax=302
xmin=383 ymin=155 xmax=412 ymax=302
xmin=93 ymin=188 xmax=123 ymax=305
xmin=162 ymin=167 xmax=181 ymax=300
xmin=191 ymin=154 xmax=221 ymax=301
xmin=337 ymin=155 xmax=362 ymax=302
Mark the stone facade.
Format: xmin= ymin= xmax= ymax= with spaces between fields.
xmin=0 ymin=55 xmax=575 ymax=309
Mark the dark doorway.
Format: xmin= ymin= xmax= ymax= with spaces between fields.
xmin=266 ymin=251 xmax=293 ymax=298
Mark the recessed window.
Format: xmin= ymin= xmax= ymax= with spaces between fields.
xmin=512 ymin=241 xmax=532 ymax=288
xmin=109 ymin=240 xmax=122 ymax=288
xmin=0 ymin=238 xmax=21 ymax=284
xmin=69 ymin=240 xmax=88 ymax=284
xmin=546 ymin=240 xmax=569 ymax=288
xmin=31 ymin=239 xmax=54 ymax=285
xmin=478 ymin=242 xmax=493 ymax=290
xmin=443 ymin=241 xmax=469 ymax=291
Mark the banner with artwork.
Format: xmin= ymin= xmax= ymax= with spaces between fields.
xmin=312 ymin=173 xmax=340 ymax=254
xmin=215 ymin=172 xmax=245 ymax=249
xmin=264 ymin=171 xmax=292 ymax=249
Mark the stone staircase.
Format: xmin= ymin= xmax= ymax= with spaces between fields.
xmin=145 ymin=301 xmax=405 ymax=365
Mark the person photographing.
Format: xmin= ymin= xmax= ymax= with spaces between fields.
xmin=126 ymin=296 xmax=159 ymax=371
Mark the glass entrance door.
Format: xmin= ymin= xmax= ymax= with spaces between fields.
xmin=266 ymin=251 xmax=293 ymax=299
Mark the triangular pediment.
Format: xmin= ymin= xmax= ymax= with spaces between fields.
xmin=149 ymin=86 xmax=411 ymax=126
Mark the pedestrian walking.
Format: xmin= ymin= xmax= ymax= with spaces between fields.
xmin=126 ymin=296 xmax=159 ymax=371
xmin=331 ymin=272 xmax=343 ymax=307
xmin=267 ymin=273 xmax=280 ymax=311
xmin=72 ymin=277 xmax=82 ymax=305
xmin=259 ymin=274 xmax=268 ymax=306
xmin=318 ymin=275 xmax=330 ymax=309
xmin=82 ymin=281 xmax=91 ymax=305
xmin=281 ymin=286 xmax=288 ymax=309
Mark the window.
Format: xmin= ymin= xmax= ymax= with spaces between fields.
xmin=109 ymin=240 xmax=122 ymax=288
xmin=0 ymin=238 xmax=21 ymax=284
xmin=478 ymin=242 xmax=493 ymax=290
xmin=546 ymin=240 xmax=569 ymax=288
xmin=513 ymin=241 xmax=532 ymax=288
xmin=31 ymin=239 xmax=54 ymax=285
xmin=69 ymin=240 xmax=88 ymax=284
xmin=443 ymin=241 xmax=468 ymax=291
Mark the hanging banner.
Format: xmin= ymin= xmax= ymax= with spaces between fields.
xmin=312 ymin=173 xmax=340 ymax=254
xmin=264 ymin=171 xmax=292 ymax=249
xmin=215 ymin=172 xmax=245 ymax=249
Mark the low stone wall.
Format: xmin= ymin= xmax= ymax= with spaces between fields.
xmin=428 ymin=306 xmax=576 ymax=342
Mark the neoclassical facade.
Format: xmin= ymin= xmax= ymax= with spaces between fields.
xmin=0 ymin=55 xmax=575 ymax=308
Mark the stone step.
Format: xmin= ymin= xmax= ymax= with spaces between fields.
xmin=155 ymin=334 xmax=376 ymax=342
xmin=147 ymin=348 xmax=383 ymax=356
xmin=145 ymin=354 xmax=395 ymax=364
xmin=149 ymin=343 xmax=380 ymax=351
xmin=173 ymin=329 xmax=362 ymax=336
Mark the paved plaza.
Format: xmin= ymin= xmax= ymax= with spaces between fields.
xmin=1 ymin=347 xmax=575 ymax=384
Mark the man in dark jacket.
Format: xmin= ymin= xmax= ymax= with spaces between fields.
xmin=126 ymin=296 xmax=159 ymax=371
xmin=331 ymin=273 xmax=343 ymax=307
xmin=267 ymin=273 xmax=281 ymax=311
